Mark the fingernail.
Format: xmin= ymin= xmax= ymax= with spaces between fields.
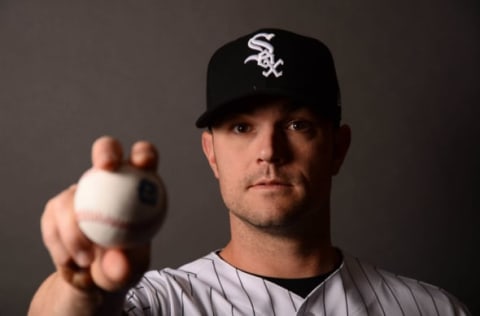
xmin=99 ymin=152 xmax=120 ymax=170
xmin=108 ymin=151 xmax=121 ymax=162
xmin=133 ymin=150 xmax=155 ymax=166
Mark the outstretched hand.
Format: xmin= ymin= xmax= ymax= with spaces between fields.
xmin=41 ymin=136 xmax=159 ymax=292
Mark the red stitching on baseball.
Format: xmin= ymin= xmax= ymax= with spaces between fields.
xmin=76 ymin=210 xmax=161 ymax=232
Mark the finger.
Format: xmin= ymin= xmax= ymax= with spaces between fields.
xmin=53 ymin=186 xmax=95 ymax=268
xmin=43 ymin=213 xmax=96 ymax=291
xmin=129 ymin=141 xmax=158 ymax=171
xmin=41 ymin=202 xmax=72 ymax=267
xmin=108 ymin=244 xmax=150 ymax=286
xmin=91 ymin=136 xmax=123 ymax=171
xmin=59 ymin=261 xmax=96 ymax=291
xmin=90 ymin=248 xmax=129 ymax=292
xmin=91 ymin=245 xmax=150 ymax=292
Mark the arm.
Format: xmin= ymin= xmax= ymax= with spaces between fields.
xmin=29 ymin=272 xmax=126 ymax=316
xmin=28 ymin=137 xmax=158 ymax=316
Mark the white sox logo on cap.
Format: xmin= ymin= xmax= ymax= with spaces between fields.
xmin=244 ymin=32 xmax=284 ymax=78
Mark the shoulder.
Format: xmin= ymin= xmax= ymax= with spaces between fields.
xmin=124 ymin=252 xmax=229 ymax=315
xmin=129 ymin=251 xmax=221 ymax=292
xmin=337 ymin=252 xmax=470 ymax=316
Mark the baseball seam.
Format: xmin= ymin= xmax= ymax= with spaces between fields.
xmin=76 ymin=210 xmax=162 ymax=232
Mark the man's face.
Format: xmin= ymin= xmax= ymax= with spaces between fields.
xmin=202 ymin=99 xmax=350 ymax=233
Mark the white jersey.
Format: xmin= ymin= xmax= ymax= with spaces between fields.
xmin=124 ymin=251 xmax=469 ymax=316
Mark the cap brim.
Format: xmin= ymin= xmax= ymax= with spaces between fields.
xmin=196 ymin=90 xmax=298 ymax=128
xmin=195 ymin=88 xmax=337 ymax=128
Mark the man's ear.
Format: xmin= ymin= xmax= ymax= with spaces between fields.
xmin=201 ymin=130 xmax=219 ymax=179
xmin=332 ymin=124 xmax=351 ymax=175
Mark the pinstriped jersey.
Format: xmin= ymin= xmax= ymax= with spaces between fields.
xmin=124 ymin=251 xmax=469 ymax=316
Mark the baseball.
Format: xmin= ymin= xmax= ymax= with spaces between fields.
xmin=74 ymin=164 xmax=167 ymax=248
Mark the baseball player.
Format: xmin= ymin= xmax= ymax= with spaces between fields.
xmin=29 ymin=28 xmax=470 ymax=315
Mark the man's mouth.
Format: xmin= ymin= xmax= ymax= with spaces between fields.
xmin=248 ymin=179 xmax=292 ymax=189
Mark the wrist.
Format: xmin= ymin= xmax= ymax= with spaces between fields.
xmin=62 ymin=276 xmax=127 ymax=316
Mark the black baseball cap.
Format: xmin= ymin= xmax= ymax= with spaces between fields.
xmin=195 ymin=28 xmax=341 ymax=128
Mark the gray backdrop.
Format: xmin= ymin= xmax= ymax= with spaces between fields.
xmin=0 ymin=0 xmax=478 ymax=314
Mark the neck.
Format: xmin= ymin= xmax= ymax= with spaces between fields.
xmin=220 ymin=214 xmax=339 ymax=278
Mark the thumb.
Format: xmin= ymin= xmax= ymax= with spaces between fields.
xmin=91 ymin=246 xmax=150 ymax=292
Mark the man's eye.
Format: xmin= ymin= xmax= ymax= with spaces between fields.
xmin=232 ymin=123 xmax=251 ymax=133
xmin=287 ymin=120 xmax=312 ymax=131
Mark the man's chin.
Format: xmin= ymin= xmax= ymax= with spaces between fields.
xmin=236 ymin=208 xmax=309 ymax=235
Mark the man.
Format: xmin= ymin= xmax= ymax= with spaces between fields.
xmin=29 ymin=28 xmax=469 ymax=315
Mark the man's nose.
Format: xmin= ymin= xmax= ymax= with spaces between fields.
xmin=256 ymin=126 xmax=290 ymax=165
